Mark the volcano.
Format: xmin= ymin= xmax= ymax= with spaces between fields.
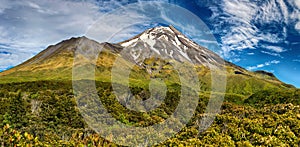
xmin=0 ymin=25 xmax=293 ymax=91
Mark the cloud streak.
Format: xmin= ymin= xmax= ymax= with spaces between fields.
xmin=247 ymin=60 xmax=280 ymax=70
xmin=261 ymin=51 xmax=283 ymax=58
xmin=293 ymin=59 xmax=300 ymax=62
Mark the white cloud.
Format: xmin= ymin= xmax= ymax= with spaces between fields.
xmin=247 ymin=60 xmax=280 ymax=70
xmin=293 ymin=59 xmax=300 ymax=62
xmin=277 ymin=0 xmax=289 ymax=23
xmin=229 ymin=58 xmax=241 ymax=63
xmin=295 ymin=0 xmax=300 ymax=8
xmin=271 ymin=60 xmax=280 ymax=64
xmin=296 ymin=22 xmax=300 ymax=31
xmin=290 ymin=0 xmax=300 ymax=30
xmin=0 ymin=0 xmax=12 ymax=14
xmin=257 ymin=64 xmax=264 ymax=68
xmin=208 ymin=0 xmax=299 ymax=59
xmin=27 ymin=1 xmax=41 ymax=10
xmin=261 ymin=51 xmax=283 ymax=58
xmin=222 ymin=0 xmax=257 ymax=22
xmin=263 ymin=45 xmax=286 ymax=53
xmin=0 ymin=1 xmax=101 ymax=38
xmin=256 ymin=0 xmax=285 ymax=24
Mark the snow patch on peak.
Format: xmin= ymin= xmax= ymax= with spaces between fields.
xmin=139 ymin=33 xmax=148 ymax=40
xmin=153 ymin=26 xmax=173 ymax=32
xmin=121 ymin=26 xmax=177 ymax=48
xmin=174 ymin=36 xmax=182 ymax=46
xmin=158 ymin=35 xmax=169 ymax=41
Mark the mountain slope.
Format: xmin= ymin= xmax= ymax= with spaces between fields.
xmin=0 ymin=26 xmax=294 ymax=94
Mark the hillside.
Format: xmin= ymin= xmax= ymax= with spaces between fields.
xmin=0 ymin=26 xmax=293 ymax=95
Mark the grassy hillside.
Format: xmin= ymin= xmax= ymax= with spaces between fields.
xmin=0 ymin=43 xmax=292 ymax=95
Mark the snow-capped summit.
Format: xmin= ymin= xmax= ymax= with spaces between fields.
xmin=119 ymin=25 xmax=223 ymax=67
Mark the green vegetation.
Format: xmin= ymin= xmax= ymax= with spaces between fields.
xmin=244 ymin=89 xmax=300 ymax=107
xmin=0 ymin=80 xmax=299 ymax=146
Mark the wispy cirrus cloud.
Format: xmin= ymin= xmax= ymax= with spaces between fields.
xmin=207 ymin=0 xmax=299 ymax=60
xmin=293 ymin=59 xmax=300 ymax=62
xmin=291 ymin=0 xmax=300 ymax=31
xmin=247 ymin=60 xmax=281 ymax=70
xmin=266 ymin=46 xmax=286 ymax=53
xmin=261 ymin=51 xmax=283 ymax=58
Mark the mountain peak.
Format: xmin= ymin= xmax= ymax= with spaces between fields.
xmin=119 ymin=25 xmax=184 ymax=46
xmin=118 ymin=25 xmax=223 ymax=66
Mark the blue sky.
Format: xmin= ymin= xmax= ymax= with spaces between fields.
xmin=0 ymin=0 xmax=299 ymax=87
